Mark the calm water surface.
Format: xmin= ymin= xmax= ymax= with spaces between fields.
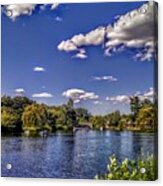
xmin=1 ymin=130 xmax=154 ymax=179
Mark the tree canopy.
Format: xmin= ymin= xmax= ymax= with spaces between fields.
xmin=22 ymin=104 xmax=50 ymax=133
xmin=1 ymin=95 xmax=157 ymax=136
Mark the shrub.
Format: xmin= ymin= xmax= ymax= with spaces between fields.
xmin=95 ymin=154 xmax=157 ymax=181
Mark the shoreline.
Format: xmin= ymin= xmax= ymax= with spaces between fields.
xmin=1 ymin=128 xmax=156 ymax=138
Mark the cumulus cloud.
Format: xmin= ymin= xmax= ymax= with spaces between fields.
xmin=3 ymin=3 xmax=60 ymax=20
xmin=57 ymin=26 xmax=105 ymax=53
xmin=3 ymin=4 xmax=36 ymax=20
xmin=33 ymin=66 xmax=45 ymax=72
xmin=58 ymin=40 xmax=78 ymax=52
xmin=32 ymin=92 xmax=53 ymax=98
xmin=106 ymin=87 xmax=154 ymax=104
xmin=105 ymin=1 xmax=157 ymax=61
xmin=58 ymin=2 xmax=157 ymax=61
xmin=62 ymin=88 xmax=99 ymax=103
xmin=106 ymin=95 xmax=130 ymax=104
xmin=14 ymin=88 xmax=25 ymax=96
xmin=93 ymin=75 xmax=117 ymax=82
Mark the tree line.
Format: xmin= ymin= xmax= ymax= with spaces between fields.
xmin=1 ymin=95 xmax=157 ymax=136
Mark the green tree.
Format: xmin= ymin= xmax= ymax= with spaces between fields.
xmin=141 ymin=99 xmax=153 ymax=107
xmin=67 ymin=98 xmax=74 ymax=109
xmin=12 ymin=96 xmax=35 ymax=113
xmin=48 ymin=100 xmax=77 ymax=132
xmin=1 ymin=95 xmax=13 ymax=107
xmin=75 ymin=108 xmax=91 ymax=123
xmin=106 ymin=111 xmax=121 ymax=127
xmin=55 ymin=107 xmax=67 ymax=130
xmin=22 ymin=104 xmax=51 ymax=135
xmin=136 ymin=105 xmax=155 ymax=130
xmin=1 ymin=95 xmax=34 ymax=112
xmin=91 ymin=115 xmax=106 ymax=130
xmin=118 ymin=114 xmax=134 ymax=130
xmin=63 ymin=101 xmax=77 ymax=130
xmin=47 ymin=106 xmax=66 ymax=131
xmin=1 ymin=95 xmax=35 ymax=134
xmin=58 ymin=99 xmax=78 ymax=130
xmin=1 ymin=107 xmax=19 ymax=133
xmin=130 ymin=96 xmax=141 ymax=119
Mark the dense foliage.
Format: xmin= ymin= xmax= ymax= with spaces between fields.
xmin=1 ymin=96 xmax=35 ymax=134
xmin=22 ymin=104 xmax=51 ymax=135
xmin=95 ymin=153 xmax=157 ymax=180
xmin=1 ymin=96 xmax=80 ymax=136
xmin=1 ymin=95 xmax=157 ymax=136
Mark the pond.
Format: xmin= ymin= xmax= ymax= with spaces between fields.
xmin=1 ymin=130 xmax=155 ymax=179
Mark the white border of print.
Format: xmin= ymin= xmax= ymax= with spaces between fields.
xmin=0 ymin=0 xmax=162 ymax=186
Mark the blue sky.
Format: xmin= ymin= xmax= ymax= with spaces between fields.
xmin=1 ymin=2 xmax=155 ymax=115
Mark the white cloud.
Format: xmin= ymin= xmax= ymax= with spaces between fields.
xmin=141 ymin=87 xmax=154 ymax=101
xmin=73 ymin=52 xmax=87 ymax=59
xmin=106 ymin=87 xmax=154 ymax=104
xmin=3 ymin=4 xmax=36 ymax=20
xmin=58 ymin=40 xmax=78 ymax=52
xmin=93 ymin=100 xmax=102 ymax=105
xmin=73 ymin=27 xmax=105 ymax=46
xmin=51 ymin=3 xmax=59 ymax=10
xmin=133 ymin=87 xmax=154 ymax=102
xmin=14 ymin=88 xmax=25 ymax=96
xmin=3 ymin=3 xmax=60 ymax=20
xmin=134 ymin=91 xmax=141 ymax=96
xmin=14 ymin=88 xmax=25 ymax=94
xmin=72 ymin=49 xmax=87 ymax=59
xmin=58 ymin=26 xmax=105 ymax=53
xmin=33 ymin=66 xmax=45 ymax=72
xmin=143 ymin=87 xmax=153 ymax=97
xmin=106 ymin=95 xmax=130 ymax=104
xmin=93 ymin=75 xmax=117 ymax=82
xmin=32 ymin=92 xmax=53 ymax=98
xmin=62 ymin=88 xmax=99 ymax=103
xmin=105 ymin=1 xmax=156 ymax=61
xmin=58 ymin=2 xmax=157 ymax=61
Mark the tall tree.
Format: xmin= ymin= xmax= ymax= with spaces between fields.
xmin=1 ymin=107 xmax=19 ymax=133
xmin=136 ymin=105 xmax=155 ymax=130
xmin=63 ymin=99 xmax=77 ymax=129
xmin=75 ymin=108 xmax=91 ymax=122
xmin=67 ymin=98 xmax=74 ymax=109
xmin=22 ymin=104 xmax=51 ymax=134
xmin=130 ymin=96 xmax=141 ymax=119
xmin=105 ymin=110 xmax=121 ymax=127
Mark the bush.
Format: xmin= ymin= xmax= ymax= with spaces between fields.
xmin=95 ymin=154 xmax=157 ymax=181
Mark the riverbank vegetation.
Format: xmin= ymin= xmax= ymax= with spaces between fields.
xmin=1 ymin=95 xmax=157 ymax=136
xmin=95 ymin=153 xmax=157 ymax=180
